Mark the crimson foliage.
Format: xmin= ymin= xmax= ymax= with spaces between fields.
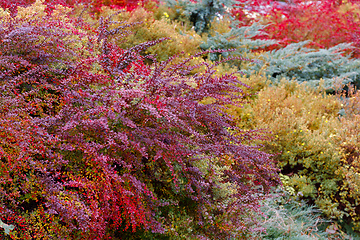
xmin=234 ymin=0 xmax=360 ymax=57
xmin=0 ymin=3 xmax=279 ymax=239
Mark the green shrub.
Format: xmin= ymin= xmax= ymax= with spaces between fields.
xmin=226 ymin=76 xmax=360 ymax=233
xmin=248 ymin=42 xmax=360 ymax=90
xmin=200 ymin=17 xmax=276 ymax=62
xmin=254 ymin=188 xmax=329 ymax=240
xmin=252 ymin=185 xmax=358 ymax=240
xmin=163 ymin=0 xmax=236 ymax=34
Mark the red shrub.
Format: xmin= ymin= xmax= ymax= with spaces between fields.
xmin=0 ymin=0 xmax=144 ymax=14
xmin=0 ymin=1 xmax=279 ymax=238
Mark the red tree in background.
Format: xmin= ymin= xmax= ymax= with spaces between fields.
xmin=234 ymin=0 xmax=360 ymax=57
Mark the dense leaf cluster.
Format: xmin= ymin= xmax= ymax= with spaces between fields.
xmin=156 ymin=0 xmax=360 ymax=235
xmin=251 ymin=41 xmax=360 ymax=89
xmin=0 ymin=0 xmax=142 ymax=14
xmin=0 ymin=1 xmax=279 ymax=239
xmin=3 ymin=0 xmax=360 ymax=237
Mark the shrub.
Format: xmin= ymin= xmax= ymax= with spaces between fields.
xmin=200 ymin=16 xmax=276 ymax=62
xmin=0 ymin=1 xmax=280 ymax=239
xmin=157 ymin=0 xmax=360 ymax=90
xmin=245 ymin=41 xmax=360 ymax=90
xmin=163 ymin=0 xmax=237 ymax=34
xmin=234 ymin=0 xmax=360 ymax=58
xmin=153 ymin=0 xmax=276 ymax=74
xmin=226 ymin=76 xmax=360 ymax=233
xmin=254 ymin=187 xmax=330 ymax=240
xmin=253 ymin=184 xmax=359 ymax=239
xmin=89 ymin=5 xmax=203 ymax=62
xmin=0 ymin=0 xmax=143 ymax=15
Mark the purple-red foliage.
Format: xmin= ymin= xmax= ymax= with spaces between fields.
xmin=0 ymin=3 xmax=279 ymax=239
xmin=0 ymin=0 xmax=145 ymax=15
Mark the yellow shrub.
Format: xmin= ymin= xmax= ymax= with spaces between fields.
xmin=226 ymin=76 xmax=360 ymax=231
xmin=78 ymin=6 xmax=202 ymax=63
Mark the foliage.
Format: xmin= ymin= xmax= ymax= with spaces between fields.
xmin=200 ymin=17 xmax=276 ymax=62
xmin=153 ymin=0 xmax=360 ymax=235
xmin=253 ymin=185 xmax=359 ymax=240
xmin=253 ymin=187 xmax=330 ymax=240
xmin=0 ymin=1 xmax=280 ymax=239
xmin=231 ymin=0 xmax=269 ymax=25
xmin=234 ymin=0 xmax=360 ymax=58
xmin=84 ymin=5 xmax=203 ymax=62
xmin=225 ymin=75 xmax=360 ymax=233
xmin=0 ymin=219 xmax=14 ymax=235
xmin=248 ymin=41 xmax=360 ymax=90
xmin=157 ymin=0 xmax=360 ymax=91
xmin=157 ymin=0 xmax=276 ymax=72
xmin=163 ymin=0 xmax=237 ymax=34
xmin=0 ymin=0 xmax=143 ymax=14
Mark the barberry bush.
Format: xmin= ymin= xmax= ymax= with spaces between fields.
xmin=85 ymin=5 xmax=203 ymax=62
xmin=0 ymin=1 xmax=280 ymax=239
xmin=0 ymin=0 xmax=143 ymax=14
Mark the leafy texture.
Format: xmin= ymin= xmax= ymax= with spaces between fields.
xmin=164 ymin=0 xmax=236 ymax=34
xmin=200 ymin=18 xmax=276 ymax=62
xmin=226 ymin=76 xmax=360 ymax=233
xmin=233 ymin=0 xmax=360 ymax=57
xmin=249 ymin=41 xmax=360 ymax=90
xmin=0 ymin=0 xmax=143 ymax=14
xmin=255 ymin=188 xmax=329 ymax=240
xmin=0 ymin=1 xmax=279 ymax=239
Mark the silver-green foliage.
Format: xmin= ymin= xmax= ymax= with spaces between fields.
xmin=163 ymin=0 xmax=236 ymax=34
xmin=0 ymin=218 xmax=14 ymax=235
xmin=201 ymin=22 xmax=276 ymax=61
xmin=249 ymin=41 xmax=360 ymax=90
xmin=254 ymin=188 xmax=329 ymax=240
